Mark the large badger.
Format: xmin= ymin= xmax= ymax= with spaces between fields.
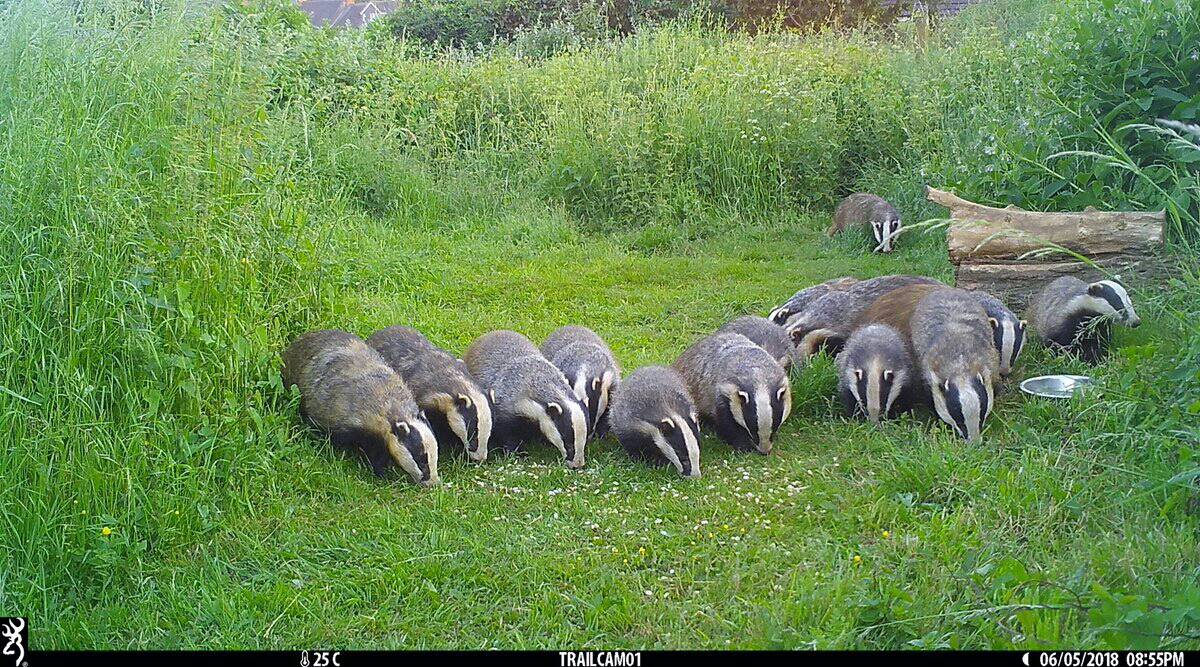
xmin=910 ymin=289 xmax=1000 ymax=442
xmin=827 ymin=193 xmax=903 ymax=252
xmin=1028 ymin=277 xmax=1140 ymax=364
xmin=718 ymin=315 xmax=794 ymax=371
xmin=967 ymin=290 xmax=1026 ymax=377
xmin=464 ymin=330 xmax=589 ymax=468
xmin=673 ymin=332 xmax=790 ymax=454
xmin=539 ymin=325 xmax=620 ymax=437
xmin=768 ymin=276 xmax=859 ymax=326
xmin=367 ymin=326 xmax=493 ymax=462
xmin=281 ymin=330 xmax=439 ymax=486
xmin=608 ymin=366 xmax=702 ymax=478
xmin=784 ymin=274 xmax=944 ymax=362
xmin=836 ymin=324 xmax=916 ymax=424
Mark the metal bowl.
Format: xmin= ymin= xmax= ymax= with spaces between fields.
xmin=1019 ymin=374 xmax=1096 ymax=399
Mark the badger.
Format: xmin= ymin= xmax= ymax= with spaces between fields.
xmin=1028 ymin=277 xmax=1140 ymax=363
xmin=367 ymin=326 xmax=493 ymax=462
xmin=967 ymin=290 xmax=1026 ymax=377
xmin=768 ymin=276 xmax=859 ymax=326
xmin=281 ymin=329 xmax=439 ymax=486
xmin=718 ymin=315 xmax=794 ymax=371
xmin=783 ymin=275 xmax=945 ymax=362
xmin=852 ymin=282 xmax=943 ymax=337
xmin=910 ymin=289 xmax=1000 ymax=442
xmin=608 ymin=366 xmax=702 ymax=478
xmin=673 ymin=332 xmax=791 ymax=454
xmin=837 ymin=324 xmax=917 ymax=423
xmin=827 ymin=193 xmax=902 ymax=252
xmin=539 ymin=325 xmax=620 ymax=437
xmin=464 ymin=330 xmax=589 ymax=468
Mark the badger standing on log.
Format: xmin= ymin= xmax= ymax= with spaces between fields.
xmin=967 ymin=290 xmax=1027 ymax=377
xmin=608 ymin=366 xmax=702 ymax=478
xmin=281 ymin=330 xmax=440 ymax=486
xmin=910 ymin=289 xmax=1000 ymax=442
xmin=718 ymin=315 xmax=794 ymax=371
xmin=828 ymin=193 xmax=903 ymax=252
xmin=837 ymin=324 xmax=917 ymax=424
xmin=1028 ymin=277 xmax=1140 ymax=364
xmin=464 ymin=330 xmax=589 ymax=468
xmin=539 ymin=325 xmax=620 ymax=438
xmin=673 ymin=332 xmax=791 ymax=454
xmin=367 ymin=326 xmax=492 ymax=462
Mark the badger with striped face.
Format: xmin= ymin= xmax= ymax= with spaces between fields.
xmin=464 ymin=330 xmax=589 ymax=468
xmin=674 ymin=332 xmax=791 ymax=454
xmin=367 ymin=326 xmax=493 ymax=462
xmin=281 ymin=330 xmax=440 ymax=486
xmin=784 ymin=290 xmax=860 ymax=363
xmin=608 ymin=366 xmax=702 ymax=478
xmin=768 ymin=276 xmax=859 ymax=326
xmin=539 ymin=325 xmax=620 ymax=438
xmin=828 ymin=193 xmax=903 ymax=253
xmin=967 ymin=291 xmax=1026 ymax=377
xmin=837 ymin=324 xmax=916 ymax=423
xmin=911 ymin=289 xmax=1000 ymax=442
xmin=718 ymin=315 xmax=794 ymax=371
xmin=1029 ymin=277 xmax=1140 ymax=364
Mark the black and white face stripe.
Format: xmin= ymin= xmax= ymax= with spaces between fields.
xmin=1087 ymin=280 xmax=1140 ymax=327
xmin=389 ymin=417 xmax=440 ymax=486
xmin=646 ymin=412 xmax=701 ymax=478
xmin=722 ymin=381 xmax=791 ymax=454
xmin=520 ymin=396 xmax=588 ymax=468
xmin=847 ymin=359 xmax=904 ymax=423
xmin=768 ymin=305 xmax=793 ymax=326
xmin=928 ymin=373 xmax=993 ymax=441
xmin=572 ymin=369 xmax=615 ymax=435
xmin=872 ymin=217 xmax=899 ymax=252
xmin=445 ymin=390 xmax=492 ymax=462
xmin=988 ymin=317 xmax=1028 ymax=377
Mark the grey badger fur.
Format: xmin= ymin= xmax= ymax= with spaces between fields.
xmin=673 ymin=332 xmax=791 ymax=454
xmin=967 ymin=290 xmax=1027 ymax=377
xmin=828 ymin=193 xmax=902 ymax=252
xmin=539 ymin=325 xmax=620 ymax=437
xmin=608 ymin=366 xmax=702 ymax=478
xmin=768 ymin=276 xmax=859 ymax=326
xmin=837 ymin=324 xmax=916 ymax=424
xmin=367 ymin=326 xmax=493 ymax=462
xmin=464 ymin=330 xmax=589 ymax=468
xmin=911 ymin=289 xmax=1000 ymax=442
xmin=784 ymin=275 xmax=944 ymax=362
xmin=1028 ymin=276 xmax=1140 ymax=364
xmin=281 ymin=329 xmax=439 ymax=485
xmin=718 ymin=315 xmax=794 ymax=371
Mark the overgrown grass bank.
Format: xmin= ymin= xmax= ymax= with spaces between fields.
xmin=0 ymin=0 xmax=1197 ymax=649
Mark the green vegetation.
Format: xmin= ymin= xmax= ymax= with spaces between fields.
xmin=0 ymin=0 xmax=1197 ymax=649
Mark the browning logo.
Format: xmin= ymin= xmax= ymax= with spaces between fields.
xmin=0 ymin=618 xmax=25 ymax=667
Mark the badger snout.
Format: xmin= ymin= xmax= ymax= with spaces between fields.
xmin=419 ymin=474 xmax=441 ymax=488
xmin=565 ymin=457 xmax=585 ymax=470
xmin=1126 ymin=313 xmax=1141 ymax=328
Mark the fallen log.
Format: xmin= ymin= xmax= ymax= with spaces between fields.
xmin=927 ymin=187 xmax=1167 ymax=309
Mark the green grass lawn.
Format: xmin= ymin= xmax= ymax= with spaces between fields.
xmin=34 ymin=203 xmax=1196 ymax=649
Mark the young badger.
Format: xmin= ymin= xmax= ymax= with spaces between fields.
xmin=785 ymin=275 xmax=944 ymax=362
xmin=836 ymin=324 xmax=916 ymax=424
xmin=539 ymin=325 xmax=620 ymax=437
xmin=281 ymin=329 xmax=439 ymax=486
xmin=718 ymin=315 xmax=794 ymax=371
xmin=367 ymin=326 xmax=493 ymax=462
xmin=967 ymin=290 xmax=1026 ymax=377
xmin=673 ymin=332 xmax=791 ymax=454
xmin=768 ymin=276 xmax=860 ymax=326
xmin=910 ymin=289 xmax=1000 ymax=442
xmin=1028 ymin=277 xmax=1140 ymax=363
xmin=828 ymin=193 xmax=902 ymax=253
xmin=608 ymin=366 xmax=702 ymax=479
xmin=464 ymin=330 xmax=589 ymax=468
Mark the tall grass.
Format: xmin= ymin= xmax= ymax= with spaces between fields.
xmin=0 ymin=0 xmax=1196 ymax=647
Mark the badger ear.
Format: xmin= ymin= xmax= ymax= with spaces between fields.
xmin=394 ymin=421 xmax=411 ymax=436
xmin=737 ymin=390 xmax=750 ymax=404
xmin=1018 ymin=319 xmax=1028 ymax=330
xmin=988 ymin=317 xmax=999 ymax=331
xmin=853 ymin=368 xmax=864 ymax=381
xmin=788 ymin=327 xmax=806 ymax=344
xmin=547 ymin=402 xmax=562 ymax=416
xmin=591 ymin=377 xmax=602 ymax=391
xmin=488 ymin=389 xmax=496 ymax=404
xmin=1088 ymin=282 xmax=1104 ymax=296
xmin=660 ymin=418 xmax=675 ymax=431
xmin=883 ymin=369 xmax=895 ymax=382
xmin=776 ymin=386 xmax=787 ymax=401
xmin=942 ymin=380 xmax=951 ymax=393
xmin=457 ymin=393 xmax=471 ymax=407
